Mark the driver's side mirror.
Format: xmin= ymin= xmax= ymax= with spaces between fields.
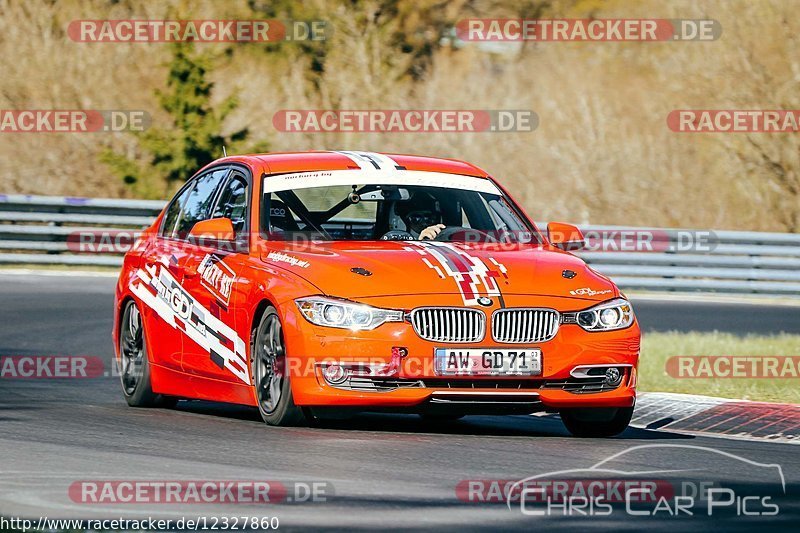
xmin=189 ymin=217 xmax=236 ymax=242
xmin=547 ymin=222 xmax=585 ymax=251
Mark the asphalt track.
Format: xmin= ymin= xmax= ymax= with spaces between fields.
xmin=0 ymin=273 xmax=798 ymax=531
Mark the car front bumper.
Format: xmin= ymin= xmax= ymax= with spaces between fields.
xmin=281 ymin=295 xmax=640 ymax=412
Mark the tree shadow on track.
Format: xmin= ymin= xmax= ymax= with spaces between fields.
xmin=172 ymin=400 xmax=262 ymax=422
xmin=309 ymin=412 xmax=695 ymax=440
xmin=171 ymin=400 xmax=693 ymax=440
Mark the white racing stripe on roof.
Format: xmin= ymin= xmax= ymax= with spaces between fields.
xmin=335 ymin=151 xmax=405 ymax=171
xmin=263 ymin=169 xmax=501 ymax=194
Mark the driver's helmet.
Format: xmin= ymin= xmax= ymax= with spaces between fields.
xmin=394 ymin=192 xmax=442 ymax=235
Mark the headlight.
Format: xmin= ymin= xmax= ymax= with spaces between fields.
xmin=576 ymin=298 xmax=634 ymax=332
xmin=295 ymin=296 xmax=404 ymax=330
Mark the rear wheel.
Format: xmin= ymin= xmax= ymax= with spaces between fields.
xmin=252 ymin=307 xmax=306 ymax=426
xmin=118 ymin=300 xmax=176 ymax=408
xmin=559 ymin=406 xmax=633 ymax=438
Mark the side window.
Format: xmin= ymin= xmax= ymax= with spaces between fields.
xmin=161 ymin=183 xmax=195 ymax=238
xmin=212 ymin=175 xmax=248 ymax=236
xmin=168 ymin=168 xmax=229 ymax=239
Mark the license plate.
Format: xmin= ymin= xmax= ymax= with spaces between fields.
xmin=434 ymin=348 xmax=542 ymax=376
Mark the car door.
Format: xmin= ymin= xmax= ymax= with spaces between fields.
xmin=178 ymin=170 xmax=251 ymax=386
xmin=133 ymin=167 xmax=230 ymax=372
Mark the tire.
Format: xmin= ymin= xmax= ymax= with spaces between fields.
xmin=559 ymin=406 xmax=633 ymax=438
xmin=251 ymin=306 xmax=307 ymax=426
xmin=118 ymin=300 xmax=176 ymax=408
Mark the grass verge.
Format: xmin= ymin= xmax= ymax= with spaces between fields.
xmin=639 ymin=332 xmax=800 ymax=404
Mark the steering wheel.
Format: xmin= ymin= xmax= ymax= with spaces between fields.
xmin=432 ymin=227 xmax=498 ymax=243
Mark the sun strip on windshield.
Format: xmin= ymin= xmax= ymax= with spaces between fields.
xmin=262 ymin=169 xmax=501 ymax=195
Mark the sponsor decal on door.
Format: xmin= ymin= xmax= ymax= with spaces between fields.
xmin=130 ymin=258 xmax=249 ymax=384
xmin=198 ymin=253 xmax=236 ymax=305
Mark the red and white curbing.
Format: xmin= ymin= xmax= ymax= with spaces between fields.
xmin=632 ymin=392 xmax=800 ymax=444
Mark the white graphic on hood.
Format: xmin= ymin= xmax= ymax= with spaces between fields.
xmin=405 ymin=241 xmax=508 ymax=306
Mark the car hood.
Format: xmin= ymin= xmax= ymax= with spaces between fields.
xmin=261 ymin=241 xmax=619 ymax=304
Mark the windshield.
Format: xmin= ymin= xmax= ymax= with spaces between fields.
xmin=262 ymin=178 xmax=538 ymax=243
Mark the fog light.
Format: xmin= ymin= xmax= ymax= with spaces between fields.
xmin=604 ymin=367 xmax=622 ymax=386
xmin=323 ymin=364 xmax=347 ymax=384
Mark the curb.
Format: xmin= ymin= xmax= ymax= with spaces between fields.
xmin=633 ymin=392 xmax=800 ymax=444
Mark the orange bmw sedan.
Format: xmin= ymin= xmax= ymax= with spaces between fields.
xmin=113 ymin=151 xmax=640 ymax=437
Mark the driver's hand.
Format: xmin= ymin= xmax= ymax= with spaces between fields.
xmin=419 ymin=224 xmax=446 ymax=240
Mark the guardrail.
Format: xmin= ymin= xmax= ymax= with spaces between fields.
xmin=1 ymin=194 xmax=799 ymax=296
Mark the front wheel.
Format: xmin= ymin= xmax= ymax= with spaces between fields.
xmin=251 ymin=306 xmax=307 ymax=426
xmin=559 ymin=406 xmax=633 ymax=438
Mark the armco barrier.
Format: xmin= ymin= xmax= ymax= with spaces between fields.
xmin=1 ymin=194 xmax=799 ymax=296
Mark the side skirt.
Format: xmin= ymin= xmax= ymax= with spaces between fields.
xmin=150 ymin=362 xmax=257 ymax=407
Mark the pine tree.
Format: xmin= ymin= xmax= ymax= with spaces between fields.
xmin=102 ymin=43 xmax=259 ymax=196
